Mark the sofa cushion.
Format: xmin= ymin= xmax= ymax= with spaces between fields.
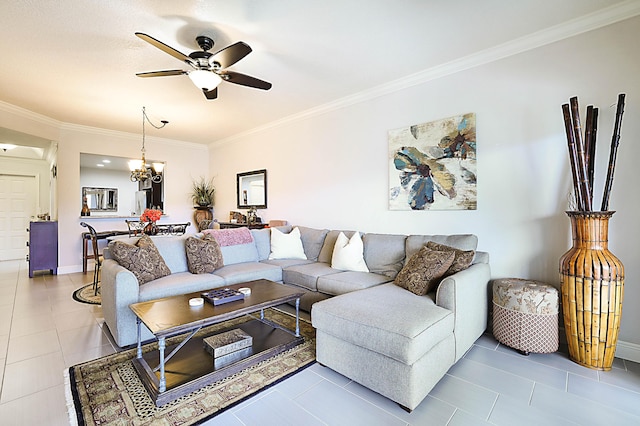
xmin=138 ymin=271 xmax=225 ymax=301
xmin=283 ymin=262 xmax=340 ymax=292
xmin=148 ymin=235 xmax=190 ymax=273
xmin=213 ymin=262 xmax=282 ymax=285
xmin=251 ymin=228 xmax=271 ymax=260
xmin=204 ymin=228 xmax=259 ymax=265
xmin=317 ymin=271 xmax=392 ymax=296
xmin=312 ymin=283 xmax=454 ymax=364
xmin=331 ymin=232 xmax=369 ymax=272
xmin=394 ymin=247 xmax=455 ymax=296
xmin=405 ymin=234 xmax=477 ymax=260
xmin=185 ymin=235 xmax=224 ymax=274
xmin=298 ymin=226 xmax=329 ymax=261
xmin=426 ymin=241 xmax=475 ymax=276
xmin=109 ymin=235 xmax=171 ymax=285
xmin=363 ymin=233 xmax=407 ymax=279
xmin=269 ymin=227 xmax=307 ymax=260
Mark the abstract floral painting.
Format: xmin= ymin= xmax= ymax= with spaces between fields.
xmin=389 ymin=113 xmax=476 ymax=210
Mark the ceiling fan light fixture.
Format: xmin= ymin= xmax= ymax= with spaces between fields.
xmin=188 ymin=70 xmax=222 ymax=91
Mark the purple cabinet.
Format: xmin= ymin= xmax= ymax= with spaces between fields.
xmin=28 ymin=221 xmax=58 ymax=278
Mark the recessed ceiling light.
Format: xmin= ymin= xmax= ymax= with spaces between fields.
xmin=97 ymin=164 xmax=104 ymax=167
xmin=102 ymin=159 xmax=111 ymax=163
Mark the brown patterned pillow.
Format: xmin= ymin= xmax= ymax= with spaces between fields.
xmin=426 ymin=241 xmax=475 ymax=276
xmin=110 ymin=235 xmax=171 ymax=284
xmin=185 ymin=235 xmax=224 ymax=274
xmin=394 ymin=247 xmax=455 ymax=296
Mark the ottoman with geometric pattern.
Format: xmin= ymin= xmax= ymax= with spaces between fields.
xmin=492 ymin=278 xmax=559 ymax=355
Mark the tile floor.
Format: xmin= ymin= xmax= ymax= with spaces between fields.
xmin=0 ymin=259 xmax=639 ymax=425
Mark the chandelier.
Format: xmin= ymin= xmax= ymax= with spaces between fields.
xmin=129 ymin=106 xmax=168 ymax=183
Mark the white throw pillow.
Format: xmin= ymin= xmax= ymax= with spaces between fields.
xmin=331 ymin=232 xmax=369 ymax=272
xmin=268 ymin=227 xmax=307 ymax=260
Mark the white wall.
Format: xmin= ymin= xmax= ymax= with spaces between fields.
xmin=209 ymin=17 xmax=640 ymax=349
xmin=55 ymin=125 xmax=209 ymax=272
xmin=80 ymin=167 xmax=139 ymax=217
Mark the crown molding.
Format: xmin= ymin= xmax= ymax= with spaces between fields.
xmin=0 ymin=100 xmax=62 ymax=127
xmin=0 ymin=101 xmax=205 ymax=151
xmin=212 ymin=0 xmax=640 ymax=147
xmin=59 ymin=122 xmax=207 ymax=150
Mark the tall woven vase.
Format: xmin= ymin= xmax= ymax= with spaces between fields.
xmin=559 ymin=211 xmax=624 ymax=371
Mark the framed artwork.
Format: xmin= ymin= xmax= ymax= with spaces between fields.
xmin=388 ymin=113 xmax=476 ymax=210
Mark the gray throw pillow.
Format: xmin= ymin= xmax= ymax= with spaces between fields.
xmin=110 ymin=235 xmax=171 ymax=284
xmin=185 ymin=235 xmax=224 ymax=274
xmin=394 ymin=246 xmax=455 ymax=296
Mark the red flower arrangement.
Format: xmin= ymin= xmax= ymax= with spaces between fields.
xmin=140 ymin=208 xmax=162 ymax=223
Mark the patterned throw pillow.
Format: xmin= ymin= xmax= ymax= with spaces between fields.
xmin=426 ymin=241 xmax=475 ymax=276
xmin=110 ymin=235 xmax=171 ymax=284
xmin=185 ymin=235 xmax=224 ymax=274
xmin=394 ymin=246 xmax=455 ymax=296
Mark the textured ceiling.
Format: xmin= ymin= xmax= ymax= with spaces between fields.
xmin=0 ymin=0 xmax=635 ymax=148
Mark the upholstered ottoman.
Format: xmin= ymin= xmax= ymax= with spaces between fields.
xmin=492 ymin=278 xmax=559 ymax=355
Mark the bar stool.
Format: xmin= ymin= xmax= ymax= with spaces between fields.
xmin=80 ymin=222 xmax=101 ymax=295
xmin=492 ymin=278 xmax=559 ymax=355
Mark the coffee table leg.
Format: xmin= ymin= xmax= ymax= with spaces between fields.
xmin=295 ymin=297 xmax=300 ymax=337
xmin=158 ymin=337 xmax=166 ymax=393
xmin=136 ymin=318 xmax=142 ymax=359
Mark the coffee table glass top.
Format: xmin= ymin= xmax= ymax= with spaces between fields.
xmin=129 ymin=279 xmax=304 ymax=337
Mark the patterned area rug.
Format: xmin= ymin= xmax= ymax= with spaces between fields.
xmin=72 ymin=283 xmax=101 ymax=305
xmin=66 ymin=308 xmax=316 ymax=425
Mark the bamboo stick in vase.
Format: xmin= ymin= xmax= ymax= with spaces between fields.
xmin=562 ymin=104 xmax=585 ymax=211
xmin=570 ymin=97 xmax=593 ymax=211
xmin=588 ymin=107 xmax=598 ymax=200
xmin=601 ymin=93 xmax=626 ymax=211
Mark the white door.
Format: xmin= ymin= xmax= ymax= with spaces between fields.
xmin=0 ymin=174 xmax=37 ymax=261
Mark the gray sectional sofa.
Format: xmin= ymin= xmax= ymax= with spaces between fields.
xmin=100 ymin=225 xmax=490 ymax=410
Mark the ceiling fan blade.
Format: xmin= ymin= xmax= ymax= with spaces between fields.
xmin=220 ymin=71 xmax=272 ymax=90
xmin=136 ymin=70 xmax=187 ymax=78
xmin=203 ymin=88 xmax=218 ymax=100
xmin=209 ymin=41 xmax=252 ymax=69
xmin=135 ymin=32 xmax=194 ymax=66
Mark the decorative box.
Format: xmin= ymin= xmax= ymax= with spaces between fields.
xmin=203 ymin=329 xmax=253 ymax=358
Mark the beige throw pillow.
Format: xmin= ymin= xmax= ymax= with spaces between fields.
xmin=331 ymin=232 xmax=369 ymax=272
xmin=269 ymin=226 xmax=307 ymax=260
xmin=394 ymin=246 xmax=455 ymax=296
xmin=185 ymin=235 xmax=224 ymax=274
xmin=426 ymin=241 xmax=475 ymax=276
xmin=110 ymin=235 xmax=171 ymax=284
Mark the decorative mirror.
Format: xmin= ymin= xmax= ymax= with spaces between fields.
xmin=237 ymin=169 xmax=267 ymax=209
xmin=82 ymin=187 xmax=118 ymax=212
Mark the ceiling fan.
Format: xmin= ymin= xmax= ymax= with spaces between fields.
xmin=135 ymin=32 xmax=272 ymax=100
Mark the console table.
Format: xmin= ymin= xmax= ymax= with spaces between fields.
xmin=217 ymin=222 xmax=268 ymax=230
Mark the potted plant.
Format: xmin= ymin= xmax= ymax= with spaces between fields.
xmin=191 ymin=177 xmax=215 ymax=207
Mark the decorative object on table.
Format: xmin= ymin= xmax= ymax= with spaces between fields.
xmin=230 ymin=211 xmax=247 ymax=223
xmin=191 ymin=176 xmax=215 ymax=231
xmin=140 ymin=208 xmax=162 ymax=235
xmin=559 ymin=94 xmax=626 ymax=370
xmin=389 ymin=113 xmax=476 ymax=211
xmin=201 ymin=288 xmax=245 ymax=306
xmin=246 ymin=206 xmax=259 ymax=224
xmin=492 ymin=278 xmax=559 ymax=356
xmin=129 ymin=106 xmax=167 ymax=183
xmin=80 ymin=196 xmax=90 ymax=216
xmin=66 ymin=308 xmax=315 ymax=426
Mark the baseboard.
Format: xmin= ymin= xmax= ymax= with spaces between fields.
xmin=615 ymin=340 xmax=640 ymax=363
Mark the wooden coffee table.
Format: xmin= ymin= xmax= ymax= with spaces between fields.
xmin=129 ymin=279 xmax=304 ymax=406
